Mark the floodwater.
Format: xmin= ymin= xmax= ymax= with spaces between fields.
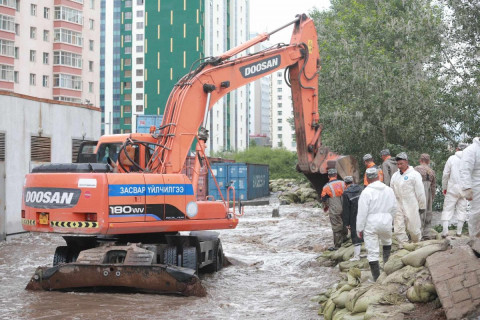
xmin=0 ymin=199 xmax=339 ymax=320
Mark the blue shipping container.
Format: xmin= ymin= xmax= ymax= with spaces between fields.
xmin=136 ymin=115 xmax=163 ymax=133
xmin=208 ymin=163 xmax=269 ymax=201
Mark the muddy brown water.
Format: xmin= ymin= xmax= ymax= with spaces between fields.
xmin=0 ymin=201 xmax=339 ymax=319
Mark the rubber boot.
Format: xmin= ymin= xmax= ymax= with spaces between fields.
xmin=441 ymin=220 xmax=449 ymax=238
xmin=369 ymin=261 xmax=380 ymax=282
xmin=349 ymin=244 xmax=361 ymax=261
xmin=456 ymin=220 xmax=464 ymax=236
xmin=382 ymin=245 xmax=392 ymax=264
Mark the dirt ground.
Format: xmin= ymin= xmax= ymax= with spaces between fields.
xmin=404 ymin=301 xmax=447 ymax=320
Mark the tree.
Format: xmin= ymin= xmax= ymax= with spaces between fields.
xmin=310 ymin=0 xmax=451 ymax=166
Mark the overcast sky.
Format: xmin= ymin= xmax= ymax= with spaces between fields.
xmin=249 ymin=0 xmax=331 ymax=43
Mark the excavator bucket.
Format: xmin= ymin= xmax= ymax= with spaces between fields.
xmin=25 ymin=244 xmax=206 ymax=297
xmin=335 ymin=155 xmax=360 ymax=183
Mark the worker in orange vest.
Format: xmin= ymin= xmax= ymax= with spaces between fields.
xmin=363 ymin=154 xmax=384 ymax=186
xmin=321 ymin=168 xmax=348 ymax=251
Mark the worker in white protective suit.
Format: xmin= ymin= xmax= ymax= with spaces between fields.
xmin=390 ymin=152 xmax=426 ymax=244
xmin=441 ymin=142 xmax=469 ymax=237
xmin=459 ymin=137 xmax=480 ymax=238
xmin=357 ymin=167 xmax=397 ymax=282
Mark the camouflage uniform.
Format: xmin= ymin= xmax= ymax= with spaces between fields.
xmin=414 ymin=164 xmax=436 ymax=238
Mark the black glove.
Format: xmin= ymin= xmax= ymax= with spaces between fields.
xmin=419 ymin=209 xmax=426 ymax=215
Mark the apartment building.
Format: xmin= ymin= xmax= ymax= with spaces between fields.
xmin=102 ymin=0 xmax=250 ymax=153
xmin=0 ymin=0 xmax=99 ymax=104
xmin=271 ymin=69 xmax=296 ymax=151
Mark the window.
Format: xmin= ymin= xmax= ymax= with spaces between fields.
xmin=89 ymin=40 xmax=94 ymax=51
xmin=31 ymin=136 xmax=51 ymax=162
xmin=136 ymin=22 xmax=143 ymax=29
xmin=123 ymin=81 xmax=131 ymax=89
xmin=278 ymin=126 xmax=282 ymax=131
xmin=125 ymin=24 xmax=131 ymax=31
xmin=277 ymin=87 xmax=282 ymax=92
xmin=89 ymin=0 xmax=94 ymax=9
xmin=136 ymin=81 xmax=143 ymax=88
xmin=125 ymin=47 xmax=131 ymax=54
xmin=43 ymin=30 xmax=49 ymax=41
xmin=136 ymin=105 xmax=143 ymax=112
xmin=54 ymin=28 xmax=83 ymax=46
xmin=136 ymin=93 xmax=143 ymax=100
xmin=14 ymin=46 xmax=18 ymax=59
xmin=277 ymin=110 xmax=282 ymax=116
xmin=125 ymin=0 xmax=132 ymax=7
xmin=124 ymin=70 xmax=131 ymax=77
xmin=124 ymin=58 xmax=131 ymax=66
xmin=125 ymin=12 xmax=132 ymax=19
xmin=124 ymin=117 xmax=132 ymax=125
xmin=277 ymin=95 xmax=282 ymax=100
xmin=14 ymin=23 xmax=19 ymax=35
xmin=89 ymin=19 xmax=94 ymax=30
xmin=124 ymin=93 xmax=131 ymax=101
xmin=53 ymin=51 xmax=82 ymax=68
xmin=89 ymin=61 xmax=93 ymax=71
xmin=278 ymin=134 xmax=282 ymax=138
xmin=277 ymin=80 xmax=282 ymax=84
xmin=124 ymin=105 xmax=131 ymax=113
xmin=277 ymin=72 xmax=282 ymax=77
xmin=43 ymin=52 xmax=48 ymax=64
xmin=0 ymin=39 xmax=14 ymax=57
xmin=136 ymin=34 xmax=143 ymax=41
xmin=0 ymin=64 xmax=13 ymax=81
xmin=53 ymin=73 xmax=82 ymax=90
xmin=30 ymin=26 xmax=36 ymax=39
xmin=278 ymin=103 xmax=282 ymax=108
xmin=88 ymin=81 xmax=93 ymax=92
xmin=29 ymin=73 xmax=36 ymax=85
xmin=53 ymin=96 xmax=82 ymax=103
xmin=30 ymin=3 xmax=36 ymax=16
xmin=277 ymin=119 xmax=282 ymax=123
xmin=13 ymin=70 xmax=18 ymax=83
xmin=15 ymin=0 xmax=19 ymax=11
xmin=54 ymin=6 xmax=83 ymax=24
xmin=125 ymin=35 xmax=131 ymax=43
xmin=44 ymin=7 xmax=49 ymax=19
xmin=0 ymin=14 xmax=15 ymax=32
xmin=137 ymin=0 xmax=143 ymax=4
xmin=29 ymin=50 xmax=36 ymax=62
xmin=136 ymin=69 xmax=143 ymax=76
xmin=136 ymin=45 xmax=143 ymax=53
xmin=136 ymin=57 xmax=143 ymax=64
xmin=0 ymin=0 xmax=16 ymax=9
xmin=136 ymin=10 xmax=143 ymax=17
xmin=42 ymin=75 xmax=48 ymax=87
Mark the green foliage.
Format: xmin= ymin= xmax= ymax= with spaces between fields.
xmin=310 ymin=0 xmax=458 ymax=167
xmin=212 ymin=146 xmax=304 ymax=180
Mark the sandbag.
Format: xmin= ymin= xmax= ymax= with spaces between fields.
xmin=345 ymin=285 xmax=372 ymax=312
xmin=338 ymin=283 xmax=355 ymax=294
xmin=323 ymin=299 xmax=336 ymax=320
xmin=339 ymin=259 xmax=369 ymax=272
xmin=406 ymin=269 xmax=437 ymax=303
xmin=381 ymin=265 xmax=423 ymax=286
xmin=347 ymin=268 xmax=361 ymax=287
xmin=332 ymin=291 xmax=350 ymax=308
xmin=311 ymin=294 xmax=329 ymax=304
xmin=332 ymin=245 xmax=352 ymax=261
xmin=364 ymin=303 xmax=415 ymax=320
xmin=342 ymin=246 xmax=355 ymax=261
xmin=384 ymin=249 xmax=410 ymax=275
xmin=401 ymin=243 xmax=449 ymax=267
xmin=352 ymin=283 xmax=402 ymax=314
xmin=342 ymin=313 xmax=366 ymax=320
xmin=332 ymin=307 xmax=349 ymax=320
xmin=403 ymin=239 xmax=448 ymax=252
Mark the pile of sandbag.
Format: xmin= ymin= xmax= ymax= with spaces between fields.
xmin=314 ymin=239 xmax=450 ymax=320
xmin=270 ymin=179 xmax=318 ymax=204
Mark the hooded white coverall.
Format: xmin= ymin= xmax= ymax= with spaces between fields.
xmin=459 ymin=137 xmax=480 ymax=237
xmin=356 ymin=181 xmax=397 ymax=262
xmin=442 ymin=151 xmax=467 ymax=222
xmin=391 ymin=166 xmax=426 ymax=243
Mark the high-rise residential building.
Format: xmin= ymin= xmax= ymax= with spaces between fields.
xmin=0 ymin=0 xmax=99 ymax=104
xmin=101 ymin=0 xmax=249 ymax=153
xmin=248 ymin=35 xmax=271 ymax=146
xmin=271 ymin=70 xmax=296 ymax=151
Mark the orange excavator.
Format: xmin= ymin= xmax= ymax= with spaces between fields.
xmin=22 ymin=14 xmax=358 ymax=296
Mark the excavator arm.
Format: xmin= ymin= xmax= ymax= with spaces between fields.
xmin=150 ymin=14 xmax=358 ymax=193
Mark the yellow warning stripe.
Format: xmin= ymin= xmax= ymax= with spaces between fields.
xmin=50 ymin=221 xmax=99 ymax=228
xmin=22 ymin=218 xmax=36 ymax=226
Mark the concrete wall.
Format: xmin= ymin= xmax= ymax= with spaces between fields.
xmin=0 ymin=91 xmax=101 ymax=239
